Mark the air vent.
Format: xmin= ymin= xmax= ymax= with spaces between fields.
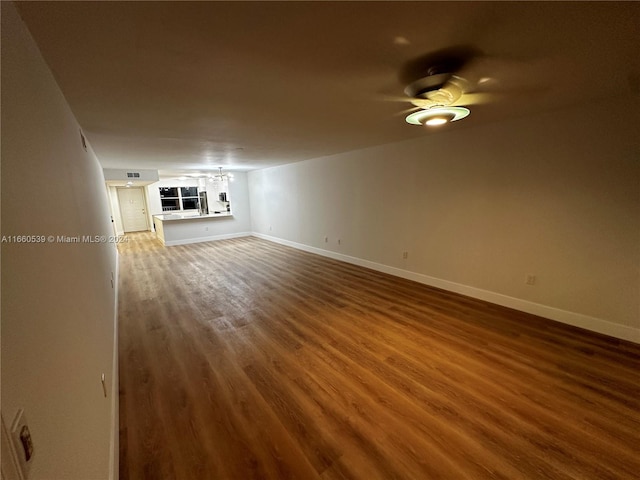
xmin=126 ymin=172 xmax=141 ymax=178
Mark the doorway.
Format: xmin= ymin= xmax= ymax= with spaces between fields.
xmin=117 ymin=187 xmax=149 ymax=232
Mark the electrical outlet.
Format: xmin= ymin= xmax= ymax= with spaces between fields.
xmin=269 ymin=225 xmax=272 ymax=231
xmin=337 ymin=239 xmax=341 ymax=245
xmin=402 ymin=251 xmax=408 ymax=259
xmin=526 ymin=275 xmax=536 ymax=285
xmin=324 ymin=236 xmax=328 ymax=243
xmin=11 ymin=409 xmax=34 ymax=478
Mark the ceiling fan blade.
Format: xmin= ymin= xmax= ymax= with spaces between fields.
xmin=375 ymin=93 xmax=415 ymax=103
xmin=393 ymin=106 xmax=421 ymax=117
xmin=454 ymin=92 xmax=506 ymax=107
xmin=461 ymin=55 xmax=560 ymax=94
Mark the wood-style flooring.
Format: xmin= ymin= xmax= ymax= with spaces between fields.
xmin=118 ymin=233 xmax=640 ymax=479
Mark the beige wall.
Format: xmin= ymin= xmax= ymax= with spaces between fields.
xmin=249 ymin=96 xmax=640 ymax=342
xmin=1 ymin=2 xmax=118 ymax=479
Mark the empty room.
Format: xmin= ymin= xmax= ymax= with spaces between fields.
xmin=1 ymin=2 xmax=639 ymax=479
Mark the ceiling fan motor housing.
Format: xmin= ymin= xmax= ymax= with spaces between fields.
xmin=404 ymin=73 xmax=451 ymax=98
xmin=401 ymin=45 xmax=480 ymax=105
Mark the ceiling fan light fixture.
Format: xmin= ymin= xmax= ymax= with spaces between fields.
xmin=425 ymin=117 xmax=450 ymax=126
xmin=405 ymin=106 xmax=470 ymax=126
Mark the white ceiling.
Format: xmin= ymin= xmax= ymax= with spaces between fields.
xmin=15 ymin=1 xmax=640 ymax=175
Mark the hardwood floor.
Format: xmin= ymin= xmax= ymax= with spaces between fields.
xmin=118 ymin=233 xmax=640 ymax=479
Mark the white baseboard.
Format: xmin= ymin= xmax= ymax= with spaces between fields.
xmin=251 ymin=233 xmax=639 ymax=344
xmin=162 ymin=231 xmax=251 ymax=247
xmin=109 ymin=251 xmax=119 ymax=480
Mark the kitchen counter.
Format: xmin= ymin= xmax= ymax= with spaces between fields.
xmin=153 ymin=212 xmax=232 ymax=221
xmin=153 ymin=212 xmax=237 ymax=246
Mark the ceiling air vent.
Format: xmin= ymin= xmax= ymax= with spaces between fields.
xmin=126 ymin=172 xmax=141 ymax=178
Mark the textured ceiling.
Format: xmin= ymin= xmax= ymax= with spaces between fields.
xmin=15 ymin=1 xmax=640 ymax=174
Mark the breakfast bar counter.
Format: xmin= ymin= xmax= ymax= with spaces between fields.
xmin=153 ymin=212 xmax=235 ymax=246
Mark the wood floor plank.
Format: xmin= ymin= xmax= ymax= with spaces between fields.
xmin=118 ymin=233 xmax=640 ymax=479
xmin=268 ymin=308 xmax=550 ymax=479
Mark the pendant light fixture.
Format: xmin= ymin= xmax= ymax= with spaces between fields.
xmin=209 ymin=167 xmax=234 ymax=182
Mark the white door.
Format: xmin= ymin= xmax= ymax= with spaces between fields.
xmin=117 ymin=187 xmax=148 ymax=232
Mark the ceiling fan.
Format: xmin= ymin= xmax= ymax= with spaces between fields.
xmin=392 ymin=45 xmax=533 ymax=126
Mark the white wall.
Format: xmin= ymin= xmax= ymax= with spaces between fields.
xmin=1 ymin=3 xmax=118 ymax=479
xmin=249 ymin=97 xmax=640 ymax=343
